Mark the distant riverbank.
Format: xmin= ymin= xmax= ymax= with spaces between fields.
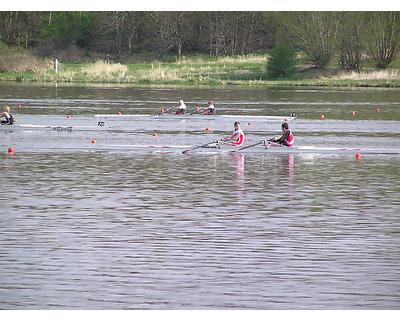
xmin=1 ymin=54 xmax=400 ymax=87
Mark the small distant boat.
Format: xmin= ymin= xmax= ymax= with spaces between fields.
xmin=0 ymin=124 xmax=102 ymax=132
xmin=94 ymin=113 xmax=297 ymax=126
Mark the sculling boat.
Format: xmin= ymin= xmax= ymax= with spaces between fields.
xmin=0 ymin=124 xmax=103 ymax=132
xmin=87 ymin=142 xmax=400 ymax=155
xmin=94 ymin=113 xmax=297 ymax=125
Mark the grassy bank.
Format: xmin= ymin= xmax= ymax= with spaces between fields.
xmin=1 ymin=53 xmax=400 ymax=87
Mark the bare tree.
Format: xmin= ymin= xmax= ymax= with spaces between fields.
xmin=338 ymin=12 xmax=366 ymax=72
xmin=282 ymin=12 xmax=339 ymax=68
xmin=364 ymin=12 xmax=400 ymax=69
xmin=150 ymin=12 xmax=193 ymax=60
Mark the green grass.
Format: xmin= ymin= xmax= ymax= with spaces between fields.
xmin=1 ymin=54 xmax=400 ymax=87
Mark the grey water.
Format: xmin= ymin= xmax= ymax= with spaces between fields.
xmin=0 ymin=83 xmax=399 ymax=309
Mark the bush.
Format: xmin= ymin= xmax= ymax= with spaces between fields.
xmin=0 ymin=46 xmax=52 ymax=73
xmin=266 ymin=45 xmax=297 ymax=79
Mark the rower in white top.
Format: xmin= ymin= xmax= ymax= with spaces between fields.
xmin=176 ymin=99 xmax=187 ymax=115
xmin=218 ymin=121 xmax=245 ymax=147
xmin=0 ymin=106 xmax=14 ymax=125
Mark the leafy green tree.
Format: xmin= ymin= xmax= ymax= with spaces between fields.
xmin=39 ymin=12 xmax=94 ymax=49
xmin=266 ymin=44 xmax=297 ymax=79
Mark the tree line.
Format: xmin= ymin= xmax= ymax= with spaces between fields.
xmin=1 ymin=12 xmax=400 ymax=71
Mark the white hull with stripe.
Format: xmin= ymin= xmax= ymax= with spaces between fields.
xmin=95 ymin=114 xmax=297 ymax=122
xmin=87 ymin=143 xmax=400 ymax=155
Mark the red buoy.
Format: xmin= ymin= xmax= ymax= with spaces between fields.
xmin=355 ymin=153 xmax=362 ymax=160
xmin=91 ymin=139 xmax=96 ymax=144
xmin=320 ymin=114 xmax=325 ymax=119
xmin=8 ymin=146 xmax=15 ymax=155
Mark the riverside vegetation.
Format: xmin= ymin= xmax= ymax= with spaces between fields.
xmin=1 ymin=12 xmax=400 ymax=87
xmin=1 ymin=49 xmax=400 ymax=87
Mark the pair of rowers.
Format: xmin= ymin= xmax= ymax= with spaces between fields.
xmin=0 ymin=106 xmax=14 ymax=125
xmin=219 ymin=121 xmax=294 ymax=148
xmin=161 ymin=100 xmax=216 ymax=115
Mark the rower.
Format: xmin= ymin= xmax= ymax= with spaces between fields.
xmin=0 ymin=106 xmax=14 ymax=125
xmin=176 ymin=99 xmax=187 ymax=115
xmin=220 ymin=121 xmax=245 ymax=147
xmin=203 ymin=101 xmax=216 ymax=115
xmin=271 ymin=122 xmax=295 ymax=147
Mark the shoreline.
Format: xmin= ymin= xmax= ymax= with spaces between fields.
xmin=1 ymin=77 xmax=400 ymax=88
xmin=1 ymin=56 xmax=400 ymax=88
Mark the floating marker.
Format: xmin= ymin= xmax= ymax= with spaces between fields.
xmin=355 ymin=153 xmax=362 ymax=160
xmin=352 ymin=111 xmax=357 ymax=116
xmin=320 ymin=114 xmax=325 ymax=119
xmin=91 ymin=139 xmax=96 ymax=144
xmin=8 ymin=146 xmax=15 ymax=155
xmin=152 ymin=132 xmax=158 ymax=137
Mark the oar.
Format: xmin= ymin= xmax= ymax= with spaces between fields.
xmin=182 ymin=140 xmax=219 ymax=154
xmin=154 ymin=106 xmax=173 ymax=116
xmin=229 ymin=140 xmax=265 ymax=152
xmin=188 ymin=107 xmax=203 ymax=115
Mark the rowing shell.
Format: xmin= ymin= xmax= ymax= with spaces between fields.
xmin=94 ymin=113 xmax=297 ymax=123
xmin=0 ymin=124 xmax=102 ymax=132
xmin=88 ymin=143 xmax=400 ymax=155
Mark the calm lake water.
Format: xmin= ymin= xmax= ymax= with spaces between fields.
xmin=0 ymin=83 xmax=399 ymax=309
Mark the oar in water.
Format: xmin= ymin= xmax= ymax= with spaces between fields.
xmin=182 ymin=140 xmax=220 ymax=154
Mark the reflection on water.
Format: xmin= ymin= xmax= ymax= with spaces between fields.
xmin=1 ymin=84 xmax=399 ymax=309
xmin=0 ymin=153 xmax=399 ymax=309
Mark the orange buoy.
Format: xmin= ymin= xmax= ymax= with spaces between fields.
xmin=91 ymin=139 xmax=96 ymax=144
xmin=352 ymin=111 xmax=357 ymax=116
xmin=355 ymin=153 xmax=362 ymax=160
xmin=320 ymin=114 xmax=325 ymax=119
xmin=8 ymin=146 xmax=15 ymax=155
